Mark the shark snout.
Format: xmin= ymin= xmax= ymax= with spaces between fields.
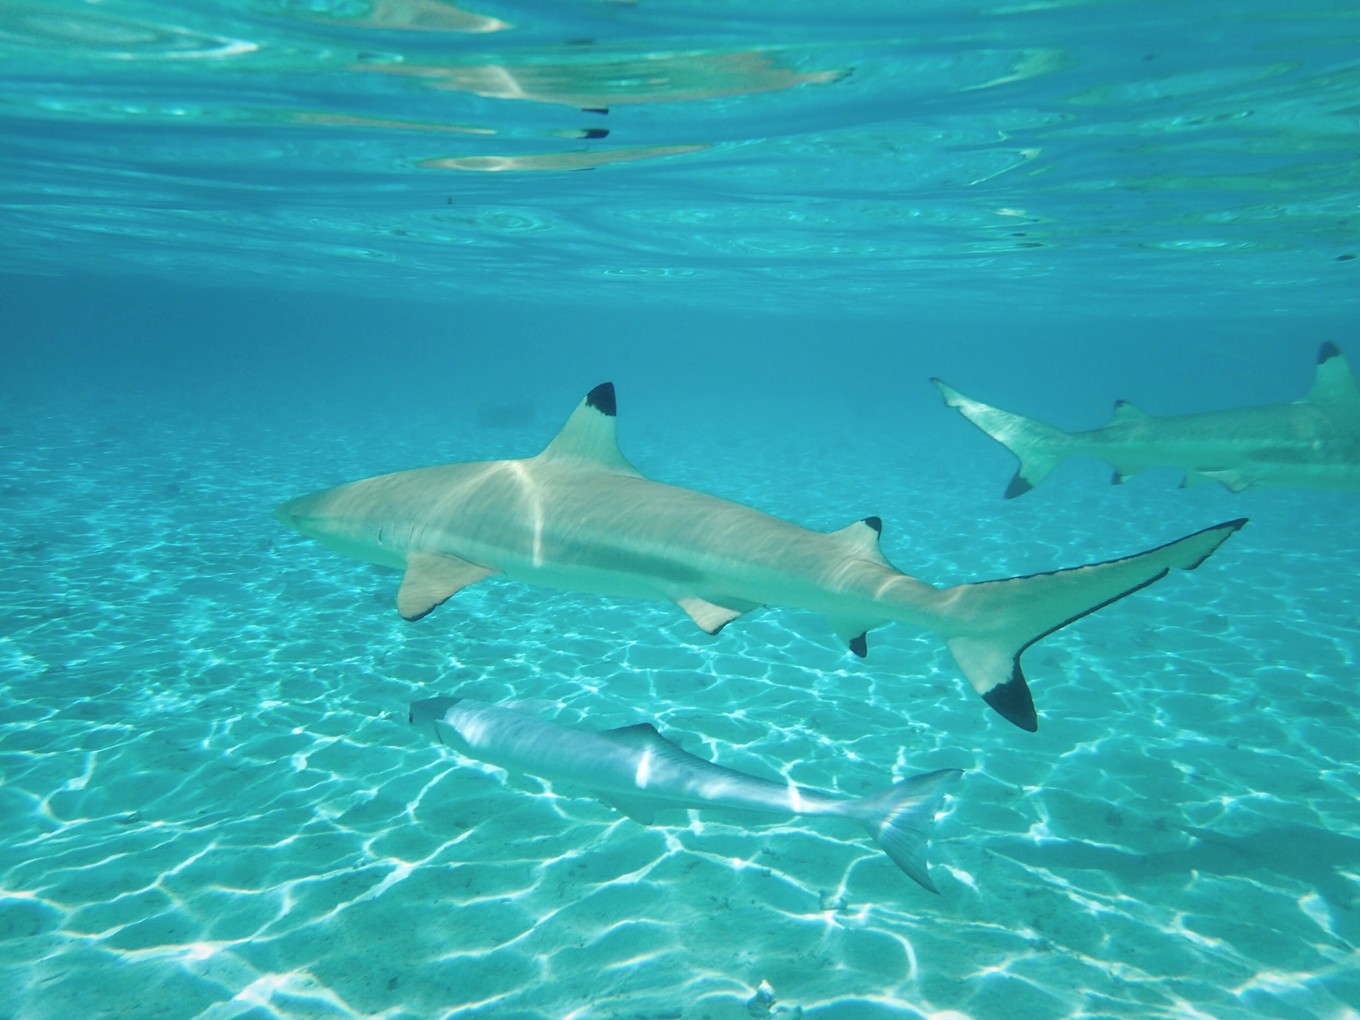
xmin=275 ymin=493 xmax=326 ymax=534
xmin=274 ymin=499 xmax=299 ymax=528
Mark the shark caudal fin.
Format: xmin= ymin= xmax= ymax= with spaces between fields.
xmin=856 ymin=768 xmax=962 ymax=893
xmin=938 ymin=518 xmax=1247 ymax=731
xmin=932 ymin=379 xmax=1071 ymax=498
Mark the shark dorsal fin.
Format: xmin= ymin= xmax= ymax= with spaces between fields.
xmin=1300 ymin=343 xmax=1360 ymax=407
xmin=604 ymin=722 xmax=670 ymax=746
xmin=1108 ymin=399 xmax=1151 ymax=426
xmin=602 ymin=723 xmax=711 ymax=769
xmin=536 ymin=382 xmax=642 ymax=475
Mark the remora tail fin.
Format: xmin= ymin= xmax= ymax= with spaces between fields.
xmin=939 ymin=518 xmax=1247 ymax=732
xmin=932 ymin=378 xmax=1071 ymax=497
xmin=856 ymin=768 xmax=962 ymax=893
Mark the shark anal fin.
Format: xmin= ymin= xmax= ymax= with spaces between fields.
xmin=828 ymin=617 xmax=879 ymax=657
xmin=398 ymin=551 xmax=496 ymax=621
xmin=677 ymin=596 xmax=754 ymax=635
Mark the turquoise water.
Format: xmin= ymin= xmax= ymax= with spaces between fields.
xmin=2 ymin=2 xmax=1359 ymax=1018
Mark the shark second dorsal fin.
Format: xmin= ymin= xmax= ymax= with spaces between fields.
xmin=1108 ymin=399 xmax=1151 ymax=426
xmin=1300 ymin=343 xmax=1360 ymax=408
xmin=831 ymin=516 xmax=891 ymax=567
xmin=536 ymin=382 xmax=643 ymax=476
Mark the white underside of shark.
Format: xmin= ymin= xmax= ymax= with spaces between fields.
xmin=278 ymin=382 xmax=1245 ymax=731
xmin=409 ymin=696 xmax=961 ymax=892
xmin=934 ymin=343 xmax=1360 ymax=497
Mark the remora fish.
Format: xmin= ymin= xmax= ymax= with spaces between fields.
xmin=277 ymin=383 xmax=1245 ymax=731
xmin=408 ymin=696 xmax=962 ymax=892
xmin=934 ymin=343 xmax=1360 ymax=497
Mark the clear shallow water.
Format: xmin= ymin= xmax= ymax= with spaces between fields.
xmin=2 ymin=1 xmax=1360 ymax=1018
xmin=3 ymin=370 xmax=1358 ymax=1019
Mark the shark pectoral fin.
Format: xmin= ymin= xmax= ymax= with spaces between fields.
xmin=397 ymin=552 xmax=497 ymax=621
xmin=677 ymin=596 xmax=755 ymax=635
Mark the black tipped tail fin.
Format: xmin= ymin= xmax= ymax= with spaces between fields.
xmin=939 ymin=518 xmax=1246 ymax=731
xmin=932 ymin=378 xmax=1071 ymax=498
xmin=857 ymin=768 xmax=962 ymax=892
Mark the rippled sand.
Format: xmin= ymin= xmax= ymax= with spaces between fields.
xmin=1 ymin=387 xmax=1356 ymax=1020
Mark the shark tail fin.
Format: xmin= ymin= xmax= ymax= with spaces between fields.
xmin=856 ymin=768 xmax=962 ymax=893
xmin=937 ymin=518 xmax=1247 ymax=731
xmin=932 ymin=378 xmax=1071 ymax=497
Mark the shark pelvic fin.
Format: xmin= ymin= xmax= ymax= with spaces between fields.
xmin=397 ymin=551 xmax=497 ymax=621
xmin=599 ymin=793 xmax=658 ymax=825
xmin=677 ymin=596 xmax=756 ymax=635
xmin=1300 ymin=343 xmax=1360 ymax=407
xmin=535 ymin=381 xmax=643 ymax=476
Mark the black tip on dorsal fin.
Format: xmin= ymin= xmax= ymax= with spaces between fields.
xmin=1004 ymin=474 xmax=1032 ymax=499
xmin=849 ymin=632 xmax=868 ymax=658
xmin=1320 ymin=342 xmax=1341 ymax=363
xmin=586 ymin=382 xmax=616 ymax=417
xmin=981 ymin=663 xmax=1038 ymax=732
xmin=1115 ymin=398 xmax=1131 ymax=409
xmin=862 ymin=515 xmax=882 ymax=535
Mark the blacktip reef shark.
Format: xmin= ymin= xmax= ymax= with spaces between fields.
xmin=408 ymin=696 xmax=962 ymax=892
xmin=934 ymin=343 xmax=1360 ymax=497
xmin=277 ymin=382 xmax=1246 ymax=732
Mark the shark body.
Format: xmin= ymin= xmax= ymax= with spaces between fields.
xmin=409 ymin=696 xmax=961 ymax=891
xmin=278 ymin=383 xmax=1245 ymax=732
xmin=934 ymin=343 xmax=1360 ymax=497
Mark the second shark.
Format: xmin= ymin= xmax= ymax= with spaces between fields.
xmin=935 ymin=343 xmax=1360 ymax=496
